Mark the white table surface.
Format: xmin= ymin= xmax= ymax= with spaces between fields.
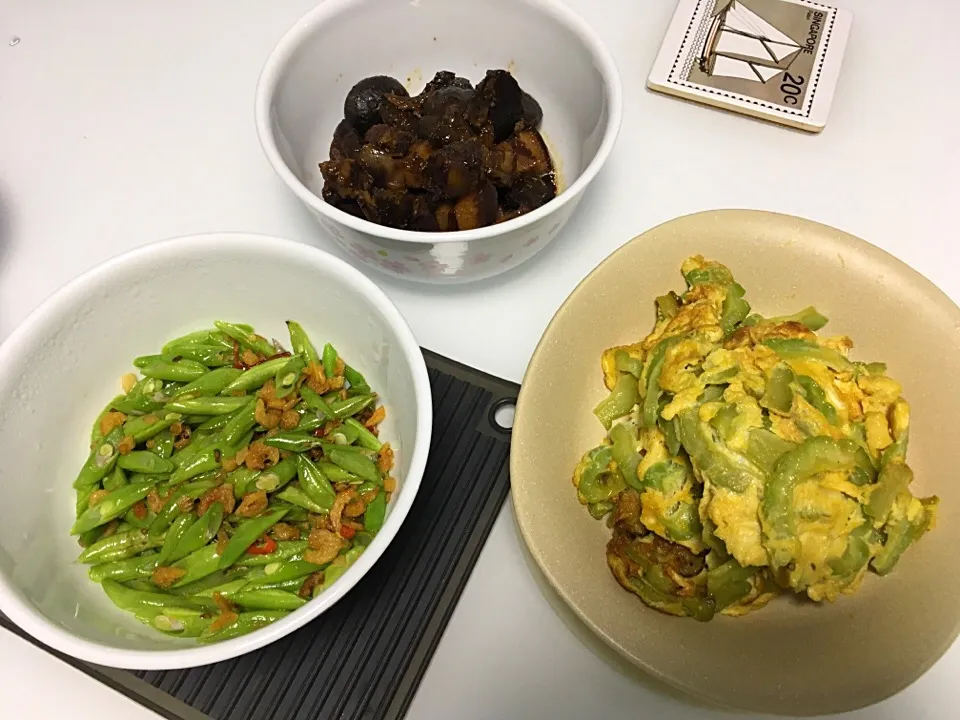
xmin=1 ymin=0 xmax=958 ymax=718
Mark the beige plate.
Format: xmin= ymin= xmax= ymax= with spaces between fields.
xmin=511 ymin=209 xmax=960 ymax=715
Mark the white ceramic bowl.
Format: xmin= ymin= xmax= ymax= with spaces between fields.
xmin=255 ymin=0 xmax=622 ymax=284
xmin=0 ymin=233 xmax=432 ymax=669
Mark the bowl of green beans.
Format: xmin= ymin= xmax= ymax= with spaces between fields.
xmin=0 ymin=233 xmax=432 ymax=669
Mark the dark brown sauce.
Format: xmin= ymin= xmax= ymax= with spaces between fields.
xmin=319 ymin=70 xmax=557 ymax=232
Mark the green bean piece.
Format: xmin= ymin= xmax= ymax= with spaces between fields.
xmin=214 ymin=320 xmax=277 ymax=357
xmin=79 ymin=529 xmax=164 ymax=564
xmin=256 ymin=577 xmax=307 ymax=593
xmin=170 ymin=430 xmax=216 ymax=468
xmin=325 ymin=421 xmax=361 ymax=446
xmin=297 ymin=455 xmax=337 ymax=510
xmin=233 ymin=589 xmax=306 ymax=612
xmin=123 ymin=503 xmax=156 ymax=529
xmin=76 ymin=485 xmax=96 ymax=519
xmin=355 ymin=480 xmax=378 ymax=494
xmin=317 ymin=461 xmax=362 ymax=485
xmin=165 ymin=396 xmax=253 ymax=416
xmin=133 ymin=354 xmax=163 ymax=369
xmin=71 ymin=481 xmax=156 ymax=535
xmin=286 ymin=320 xmax=321 ymax=366
xmin=219 ymin=400 xmax=258 ymax=447
xmin=319 ymin=545 xmax=365 ymax=592
xmin=274 ymin=355 xmax=306 ymax=399
xmin=344 ymin=418 xmax=382 ymax=451
xmin=237 ymin=540 xmax=309 ymax=567
xmin=156 ymin=514 xmax=194 ymax=566
xmin=89 ymin=555 xmax=159 ymax=583
xmin=219 ymin=356 xmax=290 ymax=394
xmin=197 ymin=610 xmax=289 ymax=644
xmin=218 ymin=508 xmax=289 ymax=570
xmin=245 ymin=559 xmax=323 ymax=587
xmin=325 ymin=447 xmax=380 ymax=484
xmin=101 ymin=579 xmax=215 ymax=613
xmin=296 ymin=412 xmax=322 ymax=432
xmin=141 ymin=359 xmax=210 ymax=382
xmin=172 ymin=367 xmax=244 ymax=399
xmin=221 ymin=429 xmax=254 ymax=459
xmin=263 ymin=432 xmax=322 ymax=453
xmin=299 ymin=385 xmax=334 ymax=419
xmin=148 ymin=479 xmax=219 ymax=535
xmin=102 ymin=466 xmax=129 ymax=492
xmin=128 ymin=377 xmax=165 ymax=397
xmin=170 ymin=503 xmax=224 ymax=563
xmin=74 ymin=427 xmax=124 ymax=489
xmin=267 ymin=501 xmax=311 ymax=523
xmin=343 ymin=364 xmax=370 ymax=395
xmin=329 ymin=393 xmax=377 ymax=420
xmin=108 ymin=393 xmax=165 ymax=415
xmin=313 ymin=440 xmax=369 ymax=456
xmin=252 ymin=456 xmax=298 ymax=494
xmin=137 ymin=607 xmax=213 ymax=637
xmin=149 ymin=430 xmax=175 ymax=460
xmin=117 ymin=452 xmax=175 ymax=475
xmin=175 ymin=576 xmax=250 ymax=599
xmin=162 ymin=329 xmax=228 ymax=353
xmin=196 ymin=414 xmax=232 ymax=432
xmin=169 ymin=448 xmax=220 ymax=484
xmin=353 ymin=531 xmax=375 ymax=548
xmin=163 ymin=345 xmax=234 ymax=368
xmin=172 ymin=544 xmax=223 ymax=586
xmin=78 ymin=527 xmax=104 ymax=548
xmin=321 ymin=343 xmax=339 ymax=379
xmin=122 ymin=413 xmax=180 ymax=443
xmin=275 ymin=486 xmax=327 ymax=514
xmin=122 ymin=579 xmax=159 ymax=592
xmin=91 ymin=395 xmax=125 ymax=446
xmin=364 ymin=491 xmax=387 ymax=534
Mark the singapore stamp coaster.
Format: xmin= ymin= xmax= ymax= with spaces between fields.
xmin=648 ymin=0 xmax=853 ymax=132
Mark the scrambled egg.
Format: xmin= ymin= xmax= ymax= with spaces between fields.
xmin=573 ymin=255 xmax=938 ymax=621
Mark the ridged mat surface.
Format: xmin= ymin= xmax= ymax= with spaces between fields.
xmin=0 ymin=350 xmax=518 ymax=720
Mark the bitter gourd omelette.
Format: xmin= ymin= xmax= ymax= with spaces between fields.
xmin=573 ymin=256 xmax=938 ymax=621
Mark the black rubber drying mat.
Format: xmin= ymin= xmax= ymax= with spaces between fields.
xmin=0 ymin=349 xmax=518 ymax=720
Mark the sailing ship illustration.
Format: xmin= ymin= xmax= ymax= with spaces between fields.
xmin=698 ymin=0 xmax=802 ymax=83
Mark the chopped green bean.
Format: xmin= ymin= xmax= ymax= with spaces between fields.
xmin=72 ymin=321 xmax=392 ymax=643
xmin=220 ymin=357 xmax=290 ymax=394
xmin=218 ymin=509 xmax=288 ymax=570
